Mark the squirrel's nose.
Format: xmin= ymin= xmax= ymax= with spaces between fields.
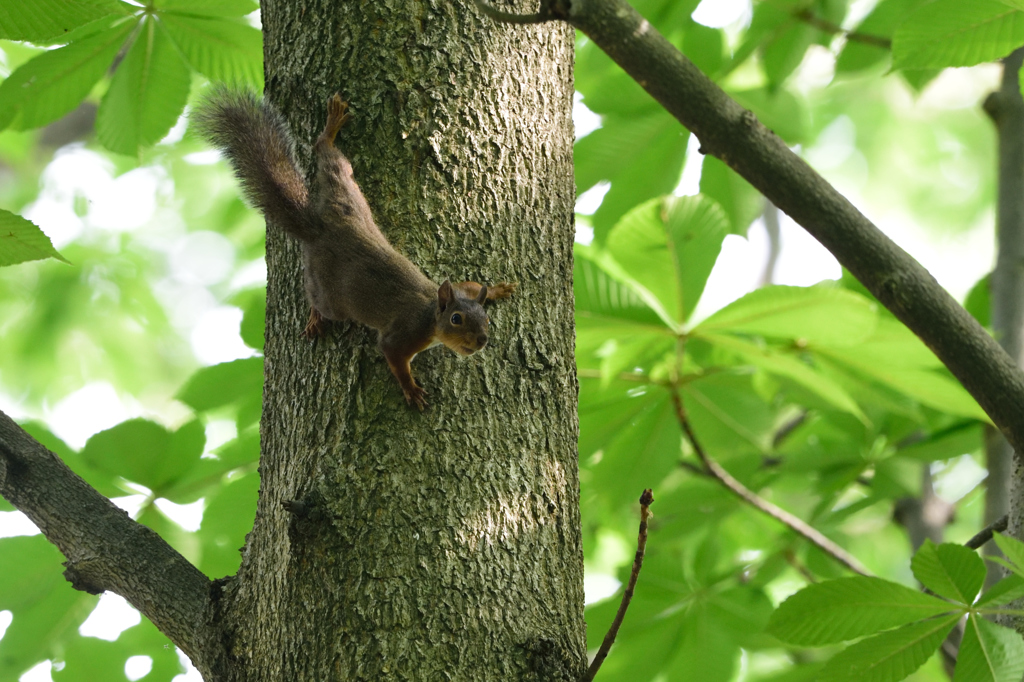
xmin=477 ymin=334 xmax=488 ymax=347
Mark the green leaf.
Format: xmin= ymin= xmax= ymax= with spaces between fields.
xmin=579 ymin=382 xmax=682 ymax=503
xmin=954 ymin=615 xmax=1024 ymax=682
xmin=683 ymin=371 xmax=775 ymax=454
xmin=176 ymin=357 xmax=264 ymax=419
xmin=605 ymin=195 xmax=729 ymax=325
xmin=574 ymin=245 xmax=666 ymax=329
xmin=767 ymin=576 xmax=959 ymax=646
xmin=0 ymin=536 xmax=98 ymax=679
xmin=574 ymin=111 xmax=689 ymax=240
xmin=820 ymin=613 xmax=961 ymax=682
xmin=911 ymin=540 xmax=986 ymax=605
xmin=896 ymin=422 xmax=981 ymax=461
xmin=0 ymin=209 xmax=69 ymax=266
xmin=977 ymin=574 xmax=1024 ymax=607
xmin=574 ymin=247 xmax=673 ymax=377
xmin=695 ymin=285 xmax=877 ymax=346
xmin=20 ymin=421 xmax=121 ymax=498
xmin=160 ymin=13 xmax=263 ymax=87
xmin=157 ymin=0 xmax=259 ymax=16
xmin=836 ymin=0 xmax=930 ymax=74
xmin=762 ymin=23 xmax=815 ymax=89
xmin=731 ymin=88 xmax=807 ymax=145
xmin=814 ymin=320 xmax=989 ymax=421
xmin=0 ymin=0 xmax=123 ymax=42
xmin=0 ymin=19 xmax=136 ymax=131
xmin=964 ymin=273 xmax=991 ymax=328
xmin=698 ymin=155 xmax=762 ymax=236
xmin=699 ymin=332 xmax=865 ymax=419
xmin=198 ymin=471 xmax=259 ymax=577
xmin=238 ymin=289 xmax=266 ymax=351
xmin=993 ymin=533 xmax=1024 ymax=576
xmin=892 ymin=0 xmax=1024 ymax=69
xmin=96 ymin=18 xmax=191 ymax=155
xmin=81 ymin=418 xmax=205 ymax=493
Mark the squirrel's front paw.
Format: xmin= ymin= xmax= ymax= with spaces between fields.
xmin=404 ymin=383 xmax=428 ymax=411
xmin=490 ymin=282 xmax=518 ymax=299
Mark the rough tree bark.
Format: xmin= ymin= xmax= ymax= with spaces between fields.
xmin=217 ymin=1 xmax=584 ymax=680
xmin=1 ymin=1 xmax=583 ymax=680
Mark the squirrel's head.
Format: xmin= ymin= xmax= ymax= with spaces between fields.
xmin=435 ymin=280 xmax=490 ymax=356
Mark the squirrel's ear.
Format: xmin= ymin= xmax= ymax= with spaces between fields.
xmin=476 ymin=285 xmax=488 ymax=304
xmin=438 ymin=280 xmax=453 ymax=311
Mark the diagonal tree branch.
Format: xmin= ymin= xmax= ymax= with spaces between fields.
xmin=479 ymin=0 xmax=1024 ymax=456
xmin=669 ymin=388 xmax=871 ymax=576
xmin=0 ymin=409 xmax=226 ymax=678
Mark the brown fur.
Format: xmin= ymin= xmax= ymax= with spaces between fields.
xmin=194 ymin=90 xmax=516 ymax=409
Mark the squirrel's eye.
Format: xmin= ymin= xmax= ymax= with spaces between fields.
xmin=451 ymin=313 xmax=463 ymax=325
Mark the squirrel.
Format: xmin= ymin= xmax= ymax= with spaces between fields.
xmin=193 ymin=88 xmax=516 ymax=410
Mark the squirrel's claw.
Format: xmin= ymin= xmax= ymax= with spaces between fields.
xmin=489 ymin=282 xmax=518 ymax=300
xmin=404 ymin=384 xmax=428 ymax=411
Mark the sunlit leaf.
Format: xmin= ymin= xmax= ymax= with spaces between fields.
xmin=176 ymin=357 xmax=264 ymax=415
xmin=696 ymin=285 xmax=877 ymax=346
xmin=767 ymin=576 xmax=959 ymax=645
xmin=805 ymin=318 xmax=987 ymax=420
xmin=156 ymin=0 xmax=259 ymax=16
xmin=0 ymin=209 xmax=69 ymax=266
xmin=574 ymin=111 xmax=688 ymax=240
xmin=96 ymin=18 xmax=192 ymax=155
xmin=993 ymin=533 xmax=1024 ymax=577
xmin=699 ymin=332 xmax=865 ymax=419
xmin=605 ymin=195 xmax=728 ymax=325
xmin=160 ymin=13 xmax=263 ymax=87
xmin=977 ymin=574 xmax=1024 ymax=607
xmin=81 ymin=418 xmax=205 ymax=493
xmin=698 ymin=156 xmax=761 ymax=236
xmin=0 ymin=536 xmax=98 ymax=679
xmin=0 ymin=0 xmax=123 ymax=42
xmin=820 ymin=613 xmax=961 ymax=682
xmin=910 ymin=540 xmax=985 ymax=605
xmin=198 ymin=471 xmax=258 ymax=577
xmin=0 ymin=19 xmax=135 ymax=131
xmin=954 ymin=615 xmax=1024 ymax=682
xmin=893 ymin=0 xmax=1024 ymax=69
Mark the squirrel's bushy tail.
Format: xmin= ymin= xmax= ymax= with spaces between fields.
xmin=193 ymin=87 xmax=315 ymax=241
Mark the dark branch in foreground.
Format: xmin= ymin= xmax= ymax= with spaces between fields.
xmin=966 ymin=514 xmax=1009 ymax=550
xmin=583 ymin=489 xmax=654 ymax=682
xmin=670 ymin=389 xmax=871 ymax=576
xmin=0 ymin=409 xmax=225 ymax=678
xmin=478 ymin=0 xmax=1024 ymax=459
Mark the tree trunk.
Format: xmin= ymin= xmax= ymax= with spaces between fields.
xmin=218 ymin=1 xmax=584 ymax=679
xmin=986 ymin=49 xmax=1024 ymax=589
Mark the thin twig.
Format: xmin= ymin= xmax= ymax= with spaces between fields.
xmin=583 ymin=489 xmax=654 ymax=682
xmin=792 ymin=8 xmax=892 ymax=49
xmin=473 ymin=0 xmax=556 ymax=24
xmin=965 ymin=514 xmax=1009 ymax=550
xmin=669 ymin=388 xmax=871 ymax=576
xmin=772 ymin=411 xmax=808 ymax=448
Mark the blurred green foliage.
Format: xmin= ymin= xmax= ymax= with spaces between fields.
xmin=0 ymin=0 xmax=1018 ymax=680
